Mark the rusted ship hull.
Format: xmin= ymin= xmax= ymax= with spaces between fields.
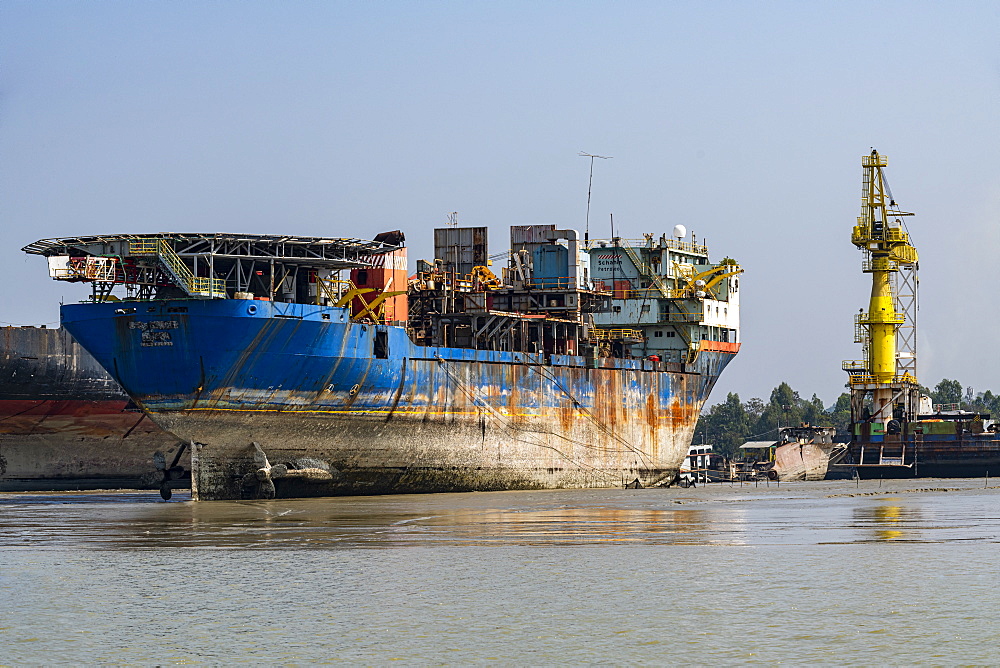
xmin=170 ymin=363 xmax=714 ymax=500
xmin=770 ymin=441 xmax=835 ymax=481
xmin=62 ymin=299 xmax=737 ymax=500
xmin=0 ymin=326 xmax=186 ymax=491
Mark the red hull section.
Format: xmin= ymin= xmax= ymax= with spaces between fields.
xmin=0 ymin=327 xmax=186 ymax=491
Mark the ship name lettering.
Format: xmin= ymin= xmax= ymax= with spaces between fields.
xmin=140 ymin=331 xmax=173 ymax=346
xmin=129 ymin=320 xmax=180 ymax=332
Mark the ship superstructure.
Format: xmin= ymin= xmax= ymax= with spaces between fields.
xmin=408 ymin=225 xmax=741 ymax=363
xmin=25 ymin=223 xmax=741 ymax=499
xmin=587 ymin=230 xmax=740 ymax=363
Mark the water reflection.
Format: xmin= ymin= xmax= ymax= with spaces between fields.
xmin=178 ymin=494 xmax=719 ymax=548
xmin=0 ymin=489 xmax=733 ymax=548
xmin=853 ymin=501 xmax=923 ymax=541
xmin=2 ymin=480 xmax=998 ymax=549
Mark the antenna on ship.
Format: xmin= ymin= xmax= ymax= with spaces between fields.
xmin=446 ymin=212 xmax=458 ymax=227
xmin=580 ymin=152 xmax=611 ymax=248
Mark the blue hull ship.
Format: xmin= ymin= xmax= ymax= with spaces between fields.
xmin=27 ymin=226 xmax=741 ymax=500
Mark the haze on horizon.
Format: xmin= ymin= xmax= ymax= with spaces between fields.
xmin=2 ymin=1 xmax=998 ymax=408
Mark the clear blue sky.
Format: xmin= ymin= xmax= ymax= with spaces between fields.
xmin=2 ymin=1 xmax=998 ymax=407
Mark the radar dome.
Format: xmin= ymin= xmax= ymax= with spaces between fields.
xmin=673 ymin=224 xmax=687 ymax=239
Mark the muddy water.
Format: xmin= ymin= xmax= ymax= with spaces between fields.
xmin=1 ymin=479 xmax=998 ymax=664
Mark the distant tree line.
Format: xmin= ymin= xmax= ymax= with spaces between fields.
xmin=924 ymin=378 xmax=1000 ymax=417
xmin=696 ymin=379 xmax=999 ymax=457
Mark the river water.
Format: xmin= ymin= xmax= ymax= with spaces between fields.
xmin=1 ymin=478 xmax=997 ymax=664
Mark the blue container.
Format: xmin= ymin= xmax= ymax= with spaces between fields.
xmin=532 ymin=244 xmax=569 ymax=289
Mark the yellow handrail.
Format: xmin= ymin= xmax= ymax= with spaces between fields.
xmin=316 ymin=277 xmax=356 ymax=305
xmin=847 ymin=372 xmax=919 ymax=386
xmin=590 ymin=328 xmax=645 ymax=341
xmin=130 ymin=238 xmax=225 ymax=297
xmin=619 ymin=245 xmax=672 ymax=297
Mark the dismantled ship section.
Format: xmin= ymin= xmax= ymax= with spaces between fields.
xmin=0 ymin=325 xmax=186 ymax=493
xmin=26 ymin=226 xmax=741 ymax=500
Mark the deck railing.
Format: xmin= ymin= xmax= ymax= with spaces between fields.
xmin=130 ymin=238 xmax=226 ymax=297
xmin=590 ymin=328 xmax=645 ymax=342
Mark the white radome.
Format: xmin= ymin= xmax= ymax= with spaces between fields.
xmin=673 ymin=224 xmax=687 ymax=239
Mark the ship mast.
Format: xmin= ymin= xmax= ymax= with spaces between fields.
xmin=844 ymin=150 xmax=920 ymax=426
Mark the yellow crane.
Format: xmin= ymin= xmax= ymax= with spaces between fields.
xmin=844 ymin=150 xmax=922 ymax=429
xmin=851 ymin=150 xmax=918 ymax=385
